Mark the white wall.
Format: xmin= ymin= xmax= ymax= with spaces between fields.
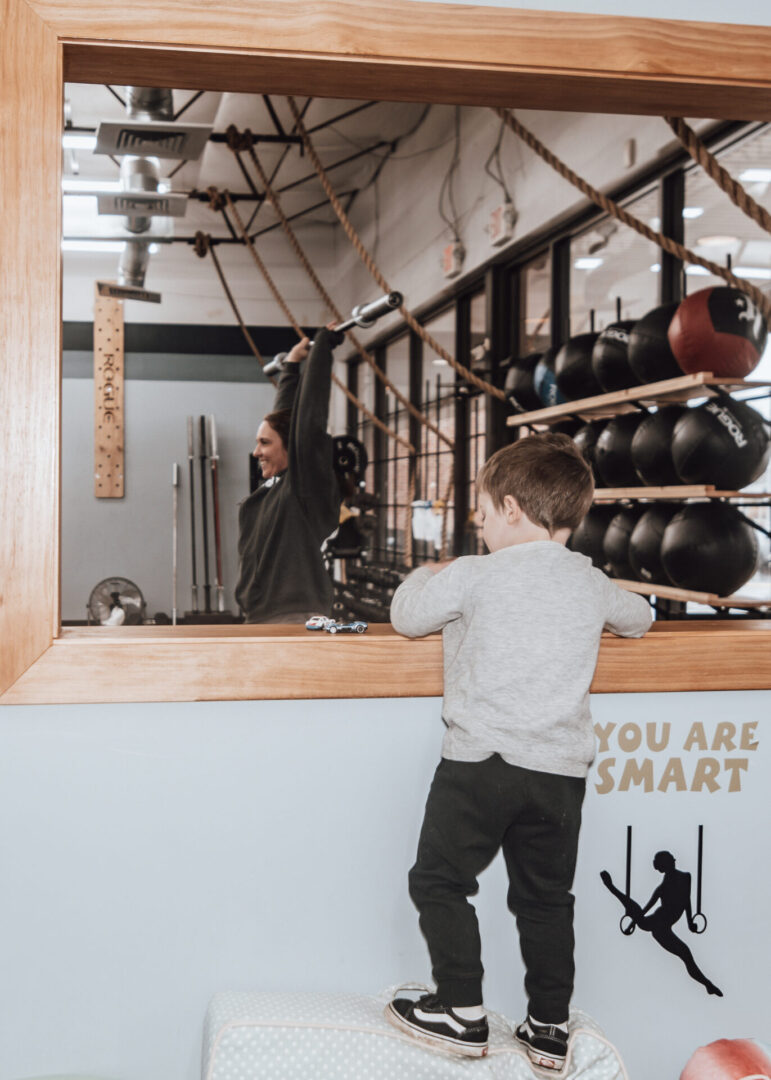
xmin=0 ymin=691 xmax=767 ymax=1080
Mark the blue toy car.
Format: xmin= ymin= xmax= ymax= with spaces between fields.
xmin=324 ymin=620 xmax=368 ymax=634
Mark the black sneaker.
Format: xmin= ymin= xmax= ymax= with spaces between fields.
xmin=385 ymin=993 xmax=488 ymax=1057
xmin=515 ymin=1017 xmax=569 ymax=1071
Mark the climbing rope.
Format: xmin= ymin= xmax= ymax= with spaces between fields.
xmin=216 ymin=188 xmax=415 ymax=456
xmin=665 ymin=116 xmax=771 ymax=237
xmin=495 ymin=108 xmax=771 ymax=324
xmin=193 ymin=230 xmax=276 ymax=386
xmin=204 ymin=190 xmax=425 ymax=566
xmin=286 ymin=96 xmax=507 ymax=402
xmin=225 ymin=125 xmax=454 ymax=451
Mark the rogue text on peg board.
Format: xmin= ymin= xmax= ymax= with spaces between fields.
xmin=93 ymin=287 xmax=125 ymax=498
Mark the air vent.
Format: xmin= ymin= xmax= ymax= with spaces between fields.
xmin=94 ymin=120 xmax=213 ymax=160
xmin=97 ymin=192 xmax=188 ymax=217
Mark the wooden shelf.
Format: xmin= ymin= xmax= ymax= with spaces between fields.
xmin=506 ymin=372 xmax=771 ymax=427
xmin=617 ymin=578 xmax=771 ymax=610
xmin=594 ymin=487 xmax=771 ymax=501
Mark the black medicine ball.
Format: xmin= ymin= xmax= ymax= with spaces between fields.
xmin=505 ymin=353 xmax=543 ymax=413
xmin=550 ymin=417 xmax=583 ymax=438
xmin=592 ymin=320 xmax=640 ymax=392
xmin=661 ymin=502 xmax=759 ymax=596
xmin=534 ymin=347 xmax=567 ymax=407
xmin=627 ymin=303 xmax=682 ymax=384
xmin=671 ymin=397 xmax=770 ymax=490
xmin=594 ymin=413 xmax=648 ymax=488
xmin=573 ymin=420 xmax=607 ymax=481
xmin=629 ymin=503 xmax=680 ymax=584
xmin=569 ymin=504 xmax=618 ymax=571
xmin=603 ymin=505 xmax=648 ymax=580
xmin=630 ymin=405 xmax=689 ymax=486
xmin=555 ymin=333 xmax=602 ymax=400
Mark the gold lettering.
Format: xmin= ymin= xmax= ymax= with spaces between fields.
xmin=711 ymin=722 xmax=737 ymax=752
xmin=683 ymin=722 xmax=707 ymax=752
xmin=619 ymin=758 xmax=653 ymax=792
xmin=691 ymin=758 xmax=720 ymax=793
xmin=594 ymin=722 xmax=616 ymax=753
xmin=594 ymin=758 xmax=615 ymax=794
xmin=723 ymin=758 xmax=749 ymax=792
xmin=740 ymin=722 xmax=759 ymax=751
xmin=646 ymin=722 xmax=670 ymax=752
xmin=617 ymin=723 xmax=642 ymax=752
xmin=658 ymin=757 xmax=687 ymax=792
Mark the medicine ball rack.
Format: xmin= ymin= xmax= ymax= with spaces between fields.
xmin=505 ymin=371 xmax=771 ymax=429
xmin=506 ymin=370 xmax=771 ymax=613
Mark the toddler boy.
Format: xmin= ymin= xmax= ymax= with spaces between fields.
xmin=386 ymin=433 xmax=652 ymax=1069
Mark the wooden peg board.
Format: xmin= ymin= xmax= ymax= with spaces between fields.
xmin=93 ymin=287 xmax=125 ymax=498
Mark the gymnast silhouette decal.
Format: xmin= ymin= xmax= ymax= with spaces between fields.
xmin=600 ymin=826 xmax=722 ymax=997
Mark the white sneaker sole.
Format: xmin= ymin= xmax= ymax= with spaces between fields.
xmin=384 ymin=1002 xmax=488 ymax=1058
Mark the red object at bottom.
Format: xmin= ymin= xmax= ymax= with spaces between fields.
xmin=681 ymin=1038 xmax=771 ymax=1080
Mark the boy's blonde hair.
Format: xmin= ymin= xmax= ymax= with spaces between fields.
xmin=477 ymin=433 xmax=594 ymax=533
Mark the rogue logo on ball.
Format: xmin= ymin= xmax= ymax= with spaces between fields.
xmin=734 ymin=293 xmax=765 ymax=344
xmin=704 ymin=402 xmax=748 ymax=448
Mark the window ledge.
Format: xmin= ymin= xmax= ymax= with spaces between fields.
xmin=1 ymin=622 xmax=769 ymax=704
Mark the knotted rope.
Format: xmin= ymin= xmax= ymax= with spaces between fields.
xmin=227 ymin=126 xmax=454 ymax=451
xmin=194 ymin=230 xmax=275 ymax=386
xmin=495 ymin=108 xmax=771 ymax=325
xmin=211 ymin=187 xmax=415 ymax=456
xmin=286 ymin=96 xmax=507 ymax=401
xmin=665 ymin=116 xmax=771 ymax=237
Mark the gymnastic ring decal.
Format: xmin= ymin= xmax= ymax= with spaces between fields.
xmin=691 ymin=912 xmax=708 ymax=935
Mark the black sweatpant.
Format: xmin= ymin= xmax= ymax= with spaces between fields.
xmin=408 ymin=754 xmax=585 ymax=1021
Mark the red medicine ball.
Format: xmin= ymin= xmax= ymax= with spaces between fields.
xmin=668 ymin=286 xmax=768 ymax=378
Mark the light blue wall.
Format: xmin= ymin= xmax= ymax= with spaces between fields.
xmin=0 ymin=692 xmax=767 ymax=1079
xmin=407 ymin=0 xmax=770 ymax=23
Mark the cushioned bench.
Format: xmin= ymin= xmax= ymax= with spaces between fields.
xmin=203 ymin=990 xmax=628 ymax=1080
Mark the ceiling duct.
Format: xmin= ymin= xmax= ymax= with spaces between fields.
xmin=125 ymin=87 xmax=174 ymax=123
xmin=118 ymin=239 xmax=151 ymax=289
xmin=119 ymin=155 xmax=162 ymax=235
xmin=116 ymin=87 xmax=172 ymax=288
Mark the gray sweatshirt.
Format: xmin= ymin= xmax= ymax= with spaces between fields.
xmin=390 ymin=542 xmax=652 ymax=777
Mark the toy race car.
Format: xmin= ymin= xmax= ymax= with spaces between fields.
xmin=324 ymin=620 xmax=368 ymax=634
xmin=305 ymin=615 xmax=336 ymax=631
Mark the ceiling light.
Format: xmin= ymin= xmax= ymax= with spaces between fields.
xmin=148 ymin=244 xmax=160 ymax=255
xmin=157 ymin=181 xmax=171 ymax=194
xmin=696 ymin=235 xmax=739 ymax=248
xmin=432 ymin=358 xmax=448 ymax=365
xmin=62 ymin=179 xmax=123 ymax=193
xmin=574 ymin=257 xmax=603 ymax=270
xmin=733 ymin=266 xmax=771 ymax=280
xmin=61 ymin=240 xmax=126 ymax=253
xmin=650 ymin=263 xmax=661 ymax=273
xmin=685 ymin=265 xmax=710 ymax=276
xmin=739 ymin=168 xmax=771 ymax=183
xmin=682 ymin=207 xmax=704 ymax=219
xmin=62 ymin=133 xmax=97 ymax=151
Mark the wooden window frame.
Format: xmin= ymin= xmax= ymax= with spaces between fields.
xmin=2 ymin=0 xmax=771 ymax=703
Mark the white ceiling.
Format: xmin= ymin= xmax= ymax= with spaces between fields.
xmin=62 ymin=85 xmax=437 ymax=247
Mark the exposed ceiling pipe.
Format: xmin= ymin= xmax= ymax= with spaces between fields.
xmin=117 ymin=88 xmax=173 ymax=288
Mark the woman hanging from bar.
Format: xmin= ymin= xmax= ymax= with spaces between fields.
xmin=235 ymin=327 xmax=342 ymax=624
